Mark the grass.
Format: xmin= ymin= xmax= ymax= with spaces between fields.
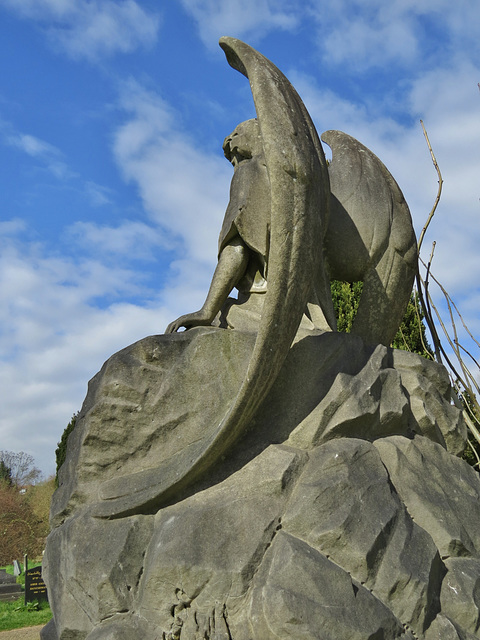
xmin=0 ymin=564 xmax=52 ymax=631
xmin=0 ymin=598 xmax=52 ymax=632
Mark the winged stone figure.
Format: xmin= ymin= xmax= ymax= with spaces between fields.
xmin=91 ymin=36 xmax=417 ymax=519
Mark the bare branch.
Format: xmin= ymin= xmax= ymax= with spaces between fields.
xmin=457 ymin=344 xmax=480 ymax=384
xmin=415 ymin=121 xmax=480 ymax=465
xmin=413 ymin=287 xmax=434 ymax=359
xmin=464 ymin=410 xmax=480 ymax=447
xmin=418 ymin=121 xmax=443 ymax=253
xmin=419 ymin=263 xmax=480 ymax=350
xmin=0 ymin=451 xmax=42 ymax=487
xmin=467 ymin=438 xmax=480 ymax=468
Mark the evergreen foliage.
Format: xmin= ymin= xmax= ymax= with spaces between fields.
xmin=55 ymin=413 xmax=78 ymax=483
xmin=331 ymin=280 xmax=480 ymax=472
xmin=330 ymin=281 xmax=431 ymax=357
xmin=391 ymin=294 xmax=432 ymax=357
xmin=330 ymin=281 xmax=363 ymax=334
xmin=459 ymin=389 xmax=480 ymax=471
xmin=0 ymin=460 xmax=12 ymax=486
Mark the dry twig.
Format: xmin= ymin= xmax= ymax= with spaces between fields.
xmin=416 ymin=121 xmax=480 ymax=455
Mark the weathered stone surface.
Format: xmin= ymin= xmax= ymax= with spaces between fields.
xmin=42 ymin=513 xmax=153 ymax=639
xmin=392 ymin=349 xmax=467 ymax=455
xmin=374 ymin=434 xmax=480 ymax=558
xmin=44 ymin=326 xmax=480 ymax=640
xmin=282 ymin=438 xmax=444 ymax=636
xmin=249 ymin=532 xmax=415 ymax=640
xmin=41 ymin=35 xmax=480 ymax=640
xmin=287 ymin=343 xmax=466 ymax=454
xmin=51 ymin=327 xmax=253 ymax=525
xmin=441 ymin=558 xmax=480 ymax=635
xmin=0 ymin=569 xmax=23 ymax=602
xmin=425 ymin=614 xmax=479 ymax=640
xmin=51 ymin=328 xmax=464 ymax=528
xmin=138 ymin=445 xmax=303 ymax=638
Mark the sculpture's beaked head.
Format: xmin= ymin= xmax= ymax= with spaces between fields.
xmin=223 ymin=118 xmax=263 ymax=168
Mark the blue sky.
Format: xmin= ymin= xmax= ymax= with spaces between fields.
xmin=0 ymin=0 xmax=479 ymax=477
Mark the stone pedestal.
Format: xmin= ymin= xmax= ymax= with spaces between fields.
xmin=42 ymin=329 xmax=480 ymax=640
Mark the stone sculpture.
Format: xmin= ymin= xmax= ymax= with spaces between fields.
xmin=42 ymin=38 xmax=480 ymax=640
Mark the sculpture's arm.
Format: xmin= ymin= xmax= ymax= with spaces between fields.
xmin=93 ymin=37 xmax=335 ymax=519
xmin=165 ymin=236 xmax=248 ymax=333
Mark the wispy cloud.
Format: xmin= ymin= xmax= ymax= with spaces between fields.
xmin=7 ymin=133 xmax=57 ymax=157
xmin=0 ymin=225 xmax=169 ymax=473
xmin=67 ymin=219 xmax=167 ymax=259
xmin=0 ymin=0 xmax=161 ymax=61
xmin=1 ymin=2 xmax=478 ymax=477
xmin=179 ymin=0 xmax=299 ymax=47
xmin=0 ymin=75 xmax=234 ymax=473
xmin=84 ymin=181 xmax=114 ymax=207
xmin=113 ymin=78 xmax=231 ymax=265
xmin=5 ymin=131 xmax=74 ymax=180
xmin=307 ymin=0 xmax=480 ymax=73
xmin=291 ymin=57 xmax=480 ymax=353
xmin=1 ymin=121 xmax=118 ymax=207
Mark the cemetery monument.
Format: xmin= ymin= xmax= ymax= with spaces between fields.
xmin=41 ymin=37 xmax=480 ymax=640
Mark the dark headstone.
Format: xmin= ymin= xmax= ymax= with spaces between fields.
xmin=0 ymin=569 xmax=22 ymax=602
xmin=25 ymin=566 xmax=48 ymax=603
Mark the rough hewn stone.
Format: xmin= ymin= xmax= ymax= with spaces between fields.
xmin=249 ymin=532 xmax=415 ymax=640
xmin=42 ymin=326 xmax=480 ymax=640
xmin=282 ymin=438 xmax=444 ymax=636
xmin=441 ymin=558 xmax=480 ymax=635
xmin=43 ymin=513 xmax=153 ymax=639
xmin=374 ymin=435 xmax=480 ymax=558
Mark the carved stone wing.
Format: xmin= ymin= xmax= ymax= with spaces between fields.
xmin=321 ymin=129 xmax=417 ymax=345
xmin=93 ymin=37 xmax=335 ymax=518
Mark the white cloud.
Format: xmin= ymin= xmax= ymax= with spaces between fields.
xmin=67 ymin=219 xmax=167 ymax=259
xmin=113 ymin=79 xmax=231 ymax=265
xmin=179 ymin=0 xmax=299 ymax=47
xmin=85 ymin=181 xmax=114 ymax=207
xmin=324 ymin=16 xmax=418 ymax=70
xmin=5 ymin=131 xmax=74 ymax=180
xmin=290 ymin=51 xmax=480 ymax=375
xmin=0 ymin=76 xmax=233 ymax=474
xmin=1 ymin=2 xmax=478 ymax=476
xmin=1 ymin=122 xmax=118 ymax=204
xmin=0 ymin=218 xmax=27 ymax=236
xmin=0 ymin=76 xmax=234 ymax=475
xmin=307 ymin=0 xmax=480 ymax=72
xmin=0 ymin=226 xmax=175 ymax=475
xmin=0 ymin=0 xmax=161 ymax=61
xmin=8 ymin=133 xmax=57 ymax=157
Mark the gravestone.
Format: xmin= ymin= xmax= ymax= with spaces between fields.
xmin=0 ymin=569 xmax=22 ymax=602
xmin=13 ymin=559 xmax=21 ymax=576
xmin=25 ymin=566 xmax=48 ymax=604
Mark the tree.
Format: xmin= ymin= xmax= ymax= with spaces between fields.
xmin=391 ymin=293 xmax=432 ymax=357
xmin=26 ymin=476 xmax=56 ymax=542
xmin=55 ymin=413 xmax=78 ymax=484
xmin=331 ymin=281 xmax=431 ymax=357
xmin=0 ymin=459 xmax=12 ymax=486
xmin=330 ymin=281 xmax=363 ymax=334
xmin=0 ymin=451 xmax=41 ymax=488
xmin=0 ymin=483 xmax=44 ymax=565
